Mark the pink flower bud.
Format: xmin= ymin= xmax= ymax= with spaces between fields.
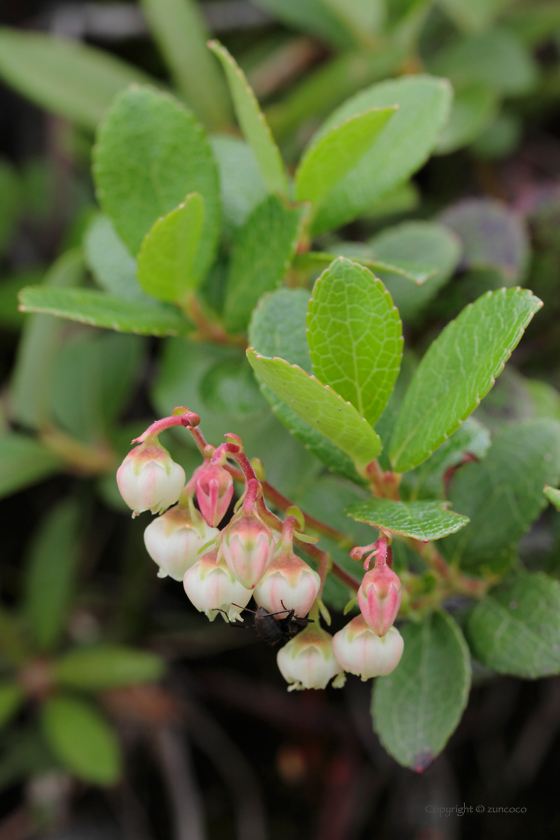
xmin=358 ymin=564 xmax=402 ymax=636
xmin=254 ymin=550 xmax=320 ymax=617
xmin=220 ymin=514 xmax=275 ymax=589
xmin=333 ymin=615 xmax=403 ymax=680
xmin=196 ymin=464 xmax=234 ymax=527
xmin=144 ymin=507 xmax=219 ymax=581
xmin=277 ymin=625 xmax=345 ymax=691
xmin=117 ymin=441 xmax=185 ymax=516
xmin=183 ymin=553 xmax=252 ymax=622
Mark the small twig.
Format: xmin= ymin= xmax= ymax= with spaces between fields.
xmin=151 ymin=726 xmax=206 ymax=840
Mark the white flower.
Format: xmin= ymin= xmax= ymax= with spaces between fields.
xmin=183 ymin=553 xmax=252 ymax=622
xmin=254 ymin=550 xmax=319 ymax=617
xmin=117 ymin=441 xmax=185 ymax=516
xmin=277 ymin=625 xmax=345 ymax=691
xmin=333 ymin=615 xmax=403 ymax=680
xmin=144 ymin=507 xmax=219 ymax=581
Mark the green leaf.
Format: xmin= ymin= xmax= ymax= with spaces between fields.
xmin=18 ymin=287 xmax=191 ymax=337
xmin=209 ymin=135 xmax=267 ymax=236
xmin=208 ymin=41 xmax=288 ymax=197
xmin=471 ymin=112 xmax=521 ymax=159
xmin=42 ymin=696 xmax=122 ymax=785
xmin=293 ymin=250 xmax=435 ymax=287
xmin=389 ymin=288 xmax=542 ymax=473
xmin=93 ymin=86 xmax=220 ymax=274
xmin=369 ymin=221 xmax=462 ymax=320
xmin=430 ymin=28 xmax=538 ymax=96
xmin=84 ymin=214 xmax=151 ymax=303
xmin=251 ymin=0 xmax=356 ymax=50
xmin=23 ymin=500 xmax=81 ymax=652
xmin=439 ymin=198 xmax=529 ymax=282
xmin=248 ymin=288 xmax=365 ymax=484
xmin=136 ymin=192 xmax=205 ymax=302
xmin=295 ymin=107 xmax=396 ymax=212
xmin=310 ymin=75 xmax=453 ymax=234
xmin=0 ymin=683 xmax=24 ymax=731
xmin=247 ymin=349 xmax=381 ymax=475
xmin=400 ymin=418 xmax=490 ymax=501
xmin=373 ymin=611 xmax=471 ymax=771
xmin=323 ymin=0 xmax=385 ymax=40
xmin=0 ymin=434 xmax=63 ymax=499
xmin=467 ymin=572 xmax=560 ymax=678
xmin=436 ymin=84 xmax=498 ymax=154
xmin=0 ymin=269 xmax=43 ymax=330
xmin=545 ymin=486 xmax=560 ymax=511
xmin=0 ymin=28 xmax=155 ymax=130
xmin=307 ymin=257 xmax=402 ymax=426
xmin=140 ymin=0 xmax=231 ymax=130
xmin=439 ymin=0 xmax=515 ymax=33
xmin=345 ymin=499 xmax=469 ymax=540
xmin=53 ymin=645 xmax=164 ymax=691
xmin=50 ymin=332 xmax=145 ymax=443
xmin=10 ymin=249 xmax=84 ymax=428
xmin=224 ymin=196 xmax=307 ymax=334
xmin=441 ymin=419 xmax=560 ymax=572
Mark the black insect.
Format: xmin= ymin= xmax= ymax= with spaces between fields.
xmin=224 ymin=603 xmax=313 ymax=645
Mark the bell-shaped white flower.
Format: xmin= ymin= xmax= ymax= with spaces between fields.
xmin=220 ymin=513 xmax=275 ymax=589
xmin=117 ymin=440 xmax=185 ymax=516
xmin=277 ymin=625 xmax=345 ymax=691
xmin=144 ymin=506 xmax=219 ymax=581
xmin=254 ymin=550 xmax=320 ymax=617
xmin=333 ymin=615 xmax=403 ymax=680
xmin=183 ymin=552 xmax=252 ymax=622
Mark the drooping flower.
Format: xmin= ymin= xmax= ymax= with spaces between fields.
xmin=196 ymin=463 xmax=234 ymax=527
xmin=254 ymin=550 xmax=319 ymax=617
xmin=144 ymin=506 xmax=219 ymax=581
xmin=358 ymin=564 xmax=402 ymax=636
xmin=220 ymin=513 xmax=275 ymax=589
xmin=333 ymin=615 xmax=403 ymax=680
xmin=183 ymin=552 xmax=252 ymax=622
xmin=277 ymin=625 xmax=345 ymax=691
xmin=117 ymin=440 xmax=185 ymax=516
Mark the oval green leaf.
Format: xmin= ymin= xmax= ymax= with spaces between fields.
xmin=345 ymin=498 xmax=469 ymax=540
xmin=53 ymin=645 xmax=165 ymax=691
xmin=307 ymin=257 xmax=403 ymax=426
xmin=373 ymin=611 xmax=471 ymax=771
xmin=389 ymin=288 xmax=542 ymax=473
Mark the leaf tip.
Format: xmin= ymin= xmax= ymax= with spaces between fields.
xmin=413 ymin=748 xmax=435 ymax=774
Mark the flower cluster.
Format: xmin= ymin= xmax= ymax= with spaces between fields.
xmin=116 ymin=411 xmax=404 ymax=691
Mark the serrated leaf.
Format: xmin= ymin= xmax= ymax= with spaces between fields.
xmin=369 ymin=221 xmax=462 ymax=320
xmin=42 ymin=696 xmax=121 ymax=785
xmin=208 ymin=41 xmax=288 ymax=197
xmin=295 ymin=107 xmax=396 ymax=212
xmin=0 ymin=434 xmax=63 ymax=500
xmin=389 ymin=288 xmax=542 ymax=473
xmin=436 ymin=83 xmax=498 ymax=154
xmin=209 ymin=135 xmax=267 ymax=235
xmin=441 ymin=419 xmax=560 ymax=572
xmin=19 ymin=287 xmax=191 ymax=337
xmin=373 ymin=611 xmax=471 ymax=771
xmin=53 ymin=645 xmax=164 ymax=691
xmin=10 ymin=249 xmax=84 ymax=429
xmin=140 ymin=0 xmax=230 ymax=130
xmin=307 ymin=257 xmax=402 ymax=425
xmin=24 ymin=500 xmax=81 ymax=652
xmin=345 ymin=498 xmax=469 ymax=540
xmin=467 ymin=572 xmax=560 ymax=678
xmin=248 ymin=289 xmax=365 ymax=484
xmin=400 ymin=418 xmax=490 ymax=501
xmin=84 ymin=214 xmax=151 ymax=303
xmin=310 ymin=75 xmax=453 ymax=234
xmin=137 ymin=192 xmax=204 ymax=302
xmin=545 ymin=486 xmax=560 ymax=510
xmin=439 ymin=198 xmax=529 ymax=282
xmin=247 ymin=349 xmax=381 ymax=475
xmin=224 ymin=196 xmax=306 ymax=334
xmin=93 ymin=86 xmax=220 ymax=274
xmin=0 ymin=683 xmax=24 ymax=731
xmin=0 ymin=28 xmax=155 ymax=130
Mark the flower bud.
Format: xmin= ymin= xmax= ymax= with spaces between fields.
xmin=183 ymin=553 xmax=252 ymax=622
xmin=358 ymin=564 xmax=402 ymax=636
xmin=117 ymin=441 xmax=185 ymax=516
xmin=333 ymin=615 xmax=403 ymax=680
xmin=277 ymin=625 xmax=345 ymax=691
xmin=196 ymin=464 xmax=234 ymax=527
xmin=254 ymin=550 xmax=320 ymax=617
xmin=220 ymin=514 xmax=275 ymax=589
xmin=144 ymin=507 xmax=219 ymax=581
